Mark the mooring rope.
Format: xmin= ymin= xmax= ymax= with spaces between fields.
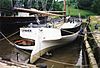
xmin=0 ymin=32 xmax=14 ymax=46
xmin=32 ymin=54 xmax=89 ymax=67
xmin=0 ymin=30 xmax=19 ymax=42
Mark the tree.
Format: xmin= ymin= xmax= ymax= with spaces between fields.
xmin=77 ymin=0 xmax=93 ymax=10
xmin=31 ymin=0 xmax=63 ymax=11
xmin=0 ymin=0 xmax=12 ymax=9
xmin=53 ymin=0 xmax=63 ymax=11
xmin=91 ymin=0 xmax=100 ymax=14
xmin=0 ymin=0 xmax=13 ymax=16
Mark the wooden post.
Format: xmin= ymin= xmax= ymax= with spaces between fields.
xmin=84 ymin=28 xmax=98 ymax=68
xmin=16 ymin=52 xmax=19 ymax=62
xmin=63 ymin=0 xmax=66 ymax=22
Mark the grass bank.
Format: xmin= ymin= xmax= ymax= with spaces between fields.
xmin=66 ymin=7 xmax=96 ymax=17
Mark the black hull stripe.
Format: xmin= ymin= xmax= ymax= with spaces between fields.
xmin=61 ymin=25 xmax=81 ymax=36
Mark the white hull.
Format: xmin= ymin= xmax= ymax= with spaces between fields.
xmin=15 ymin=29 xmax=79 ymax=51
xmin=15 ymin=44 xmax=34 ymax=50
xmin=15 ymin=29 xmax=79 ymax=63
xmin=14 ymin=19 xmax=81 ymax=63
xmin=30 ymin=30 xmax=79 ymax=63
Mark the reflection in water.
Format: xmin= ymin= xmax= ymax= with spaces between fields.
xmin=0 ymin=34 xmax=82 ymax=68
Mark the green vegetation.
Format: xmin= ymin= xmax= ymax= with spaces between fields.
xmin=89 ymin=23 xmax=96 ymax=31
xmin=89 ymin=16 xmax=100 ymax=31
xmin=0 ymin=0 xmax=99 ymax=16
xmin=66 ymin=7 xmax=96 ymax=17
xmin=65 ymin=0 xmax=98 ymax=17
xmin=89 ymin=23 xmax=100 ymax=31
xmin=0 ymin=0 xmax=12 ymax=16
xmin=78 ymin=0 xmax=100 ymax=15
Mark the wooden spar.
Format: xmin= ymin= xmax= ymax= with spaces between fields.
xmin=84 ymin=28 xmax=98 ymax=68
xmin=46 ymin=11 xmax=66 ymax=13
xmin=14 ymin=7 xmax=64 ymax=16
xmin=63 ymin=0 xmax=66 ymax=22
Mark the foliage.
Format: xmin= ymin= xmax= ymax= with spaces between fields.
xmin=67 ymin=0 xmax=77 ymax=6
xmin=77 ymin=0 xmax=93 ymax=10
xmin=77 ymin=0 xmax=100 ymax=15
xmin=31 ymin=0 xmax=63 ymax=11
xmin=89 ymin=16 xmax=100 ymax=31
xmin=0 ymin=0 xmax=12 ymax=9
xmin=0 ymin=0 xmax=99 ymax=16
xmin=66 ymin=6 xmax=96 ymax=17
xmin=0 ymin=0 xmax=12 ymax=16
xmin=53 ymin=1 xmax=63 ymax=11
xmin=91 ymin=0 xmax=100 ymax=14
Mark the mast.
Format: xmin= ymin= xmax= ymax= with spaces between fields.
xmin=64 ymin=0 xmax=66 ymax=22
